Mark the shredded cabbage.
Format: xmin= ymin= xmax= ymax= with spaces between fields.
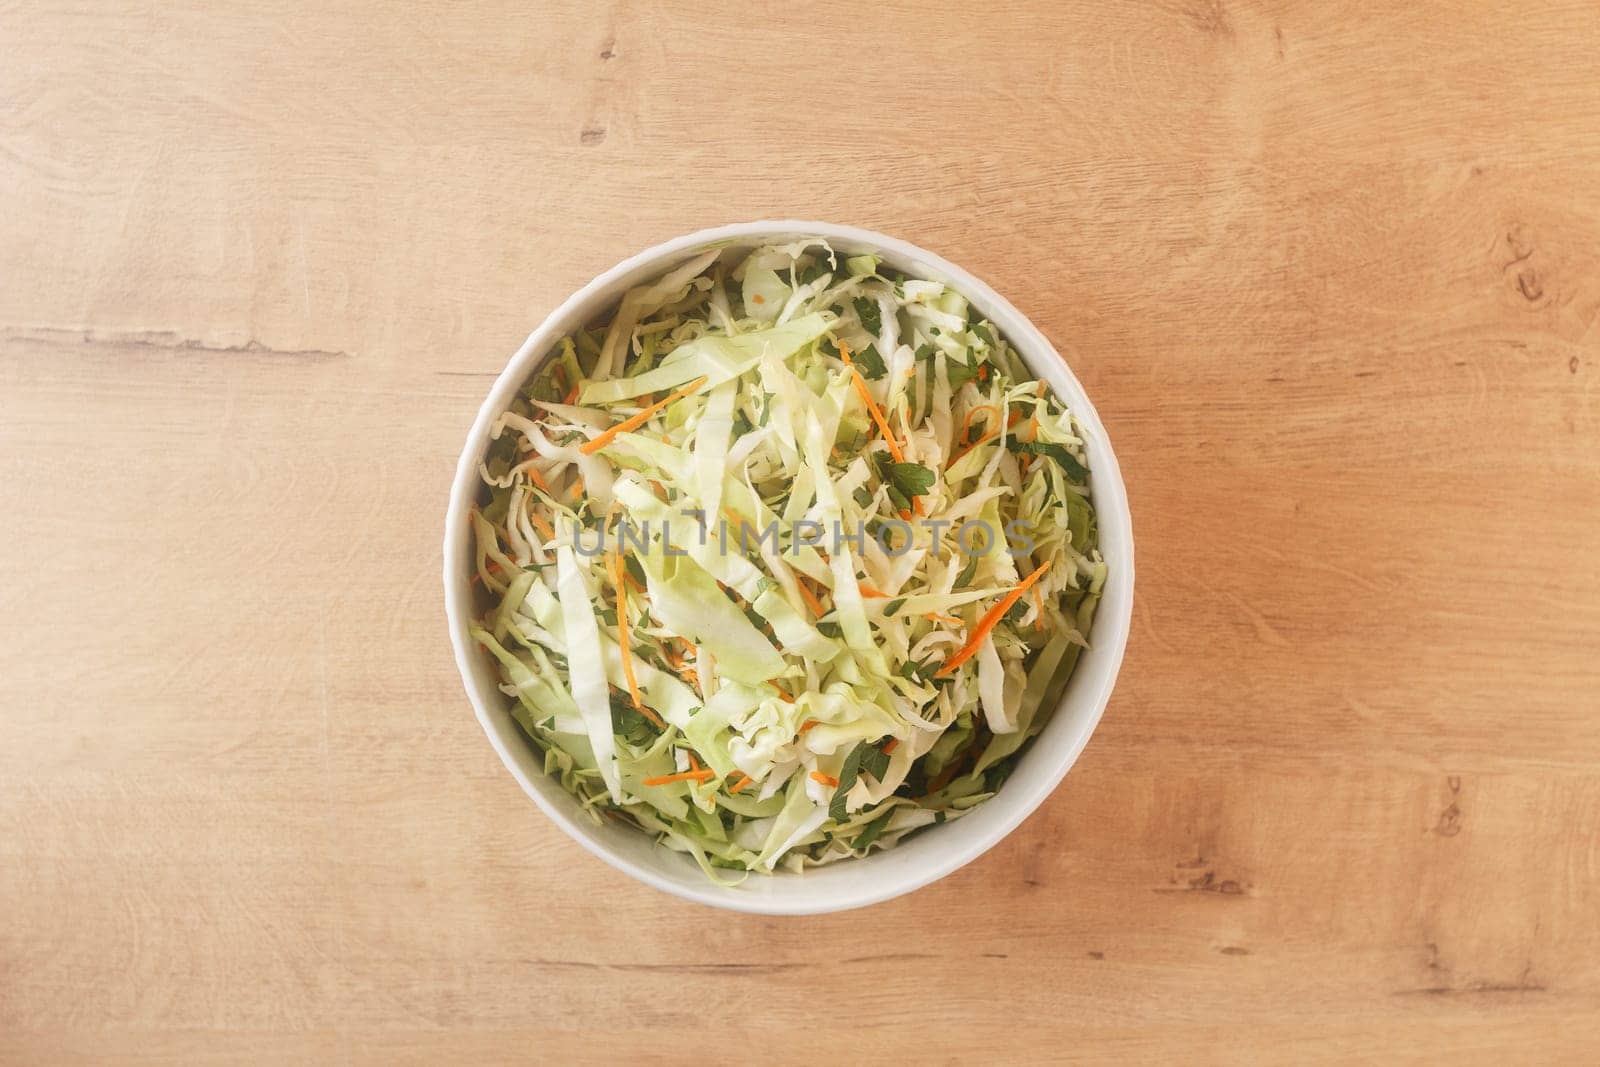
xmin=469 ymin=240 xmax=1103 ymax=878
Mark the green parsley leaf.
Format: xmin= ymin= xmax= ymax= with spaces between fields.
xmin=830 ymin=741 xmax=872 ymax=822
xmin=852 ymin=342 xmax=888 ymax=380
xmin=945 ymin=351 xmax=981 ymax=389
xmin=797 ymin=257 xmax=832 ymax=285
xmin=852 ymin=296 xmax=882 ymax=335
xmin=870 ymin=452 xmax=936 ymax=508
xmin=1011 ymin=439 xmax=1089 ymax=481
xmin=854 ymin=807 xmax=895 ymax=850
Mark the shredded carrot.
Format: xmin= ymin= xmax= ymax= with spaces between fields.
xmin=839 ymin=343 xmax=905 ymax=462
xmin=579 ymin=376 xmax=708 ymax=455
xmin=721 ymin=507 xmax=751 ymax=546
xmin=810 ymin=771 xmax=840 ymax=787
xmin=881 ymin=738 xmax=899 ymax=755
xmin=688 ymin=752 xmax=702 ymax=772
xmin=798 ymin=719 xmax=820 ymax=734
xmin=769 ymin=682 xmax=795 ymax=703
xmin=925 ymin=751 xmax=968 ymax=793
xmin=794 ymin=577 xmax=826 ymax=618
xmin=470 ymin=558 xmax=507 ymax=586
xmin=858 ymin=582 xmax=892 ymax=599
xmin=570 ymin=477 xmax=584 ymax=500
xmin=641 ymin=769 xmax=714 ymax=787
xmin=527 ymin=464 xmax=551 ymax=492
xmin=959 ymin=404 xmax=1000 ymax=446
xmin=923 ymin=611 xmax=963 ymax=625
xmin=610 ymin=550 xmax=656 ymax=724
xmin=935 ymin=562 xmax=1051 ymax=677
xmin=729 ymin=773 xmax=754 ymax=794
xmin=564 ymin=383 xmax=580 ymax=405
xmin=853 ymin=370 xmax=904 ymax=462
xmin=947 ymin=427 xmax=999 ymax=469
xmin=530 ymin=513 xmax=555 ymax=541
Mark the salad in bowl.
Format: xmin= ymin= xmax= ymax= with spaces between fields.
xmin=461 ymin=235 xmax=1106 ymax=885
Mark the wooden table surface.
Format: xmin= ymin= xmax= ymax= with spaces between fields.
xmin=4 ymin=2 xmax=1599 ymax=1062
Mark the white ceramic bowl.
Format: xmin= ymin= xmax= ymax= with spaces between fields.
xmin=444 ymin=221 xmax=1134 ymax=914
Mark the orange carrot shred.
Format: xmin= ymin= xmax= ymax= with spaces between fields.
xmin=470 ymin=559 xmax=506 ymax=587
xmin=858 ymin=582 xmax=892 ymax=598
xmin=610 ymin=550 xmax=655 ymax=724
xmin=641 ymin=769 xmax=714 ymax=787
xmin=959 ymin=404 xmax=1000 ymax=446
xmin=935 ymin=562 xmax=1051 ymax=677
xmin=798 ymin=719 xmax=820 ymax=734
xmin=810 ymin=771 xmax=840 ymax=787
xmin=839 ymin=343 xmax=905 ymax=462
xmin=564 ymin=383 xmax=580 ymax=405
xmin=729 ymin=773 xmax=754 ymax=794
xmin=580 ymin=376 xmax=708 ymax=455
xmin=853 ymin=370 xmax=904 ymax=462
xmin=882 ymin=738 xmax=899 ymax=755
xmin=794 ymin=577 xmax=826 ymax=618
xmin=530 ymin=513 xmax=555 ymax=541
xmin=947 ymin=427 xmax=999 ymax=469
xmin=769 ymin=682 xmax=795 ymax=703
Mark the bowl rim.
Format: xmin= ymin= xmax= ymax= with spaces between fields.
xmin=443 ymin=220 xmax=1134 ymax=914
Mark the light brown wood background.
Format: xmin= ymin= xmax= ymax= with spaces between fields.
xmin=4 ymin=1 xmax=1599 ymax=1062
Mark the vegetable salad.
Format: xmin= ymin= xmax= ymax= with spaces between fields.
xmin=470 ymin=240 xmax=1103 ymax=881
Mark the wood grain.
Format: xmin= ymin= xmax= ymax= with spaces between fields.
xmin=3 ymin=1 xmax=1598 ymax=1062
